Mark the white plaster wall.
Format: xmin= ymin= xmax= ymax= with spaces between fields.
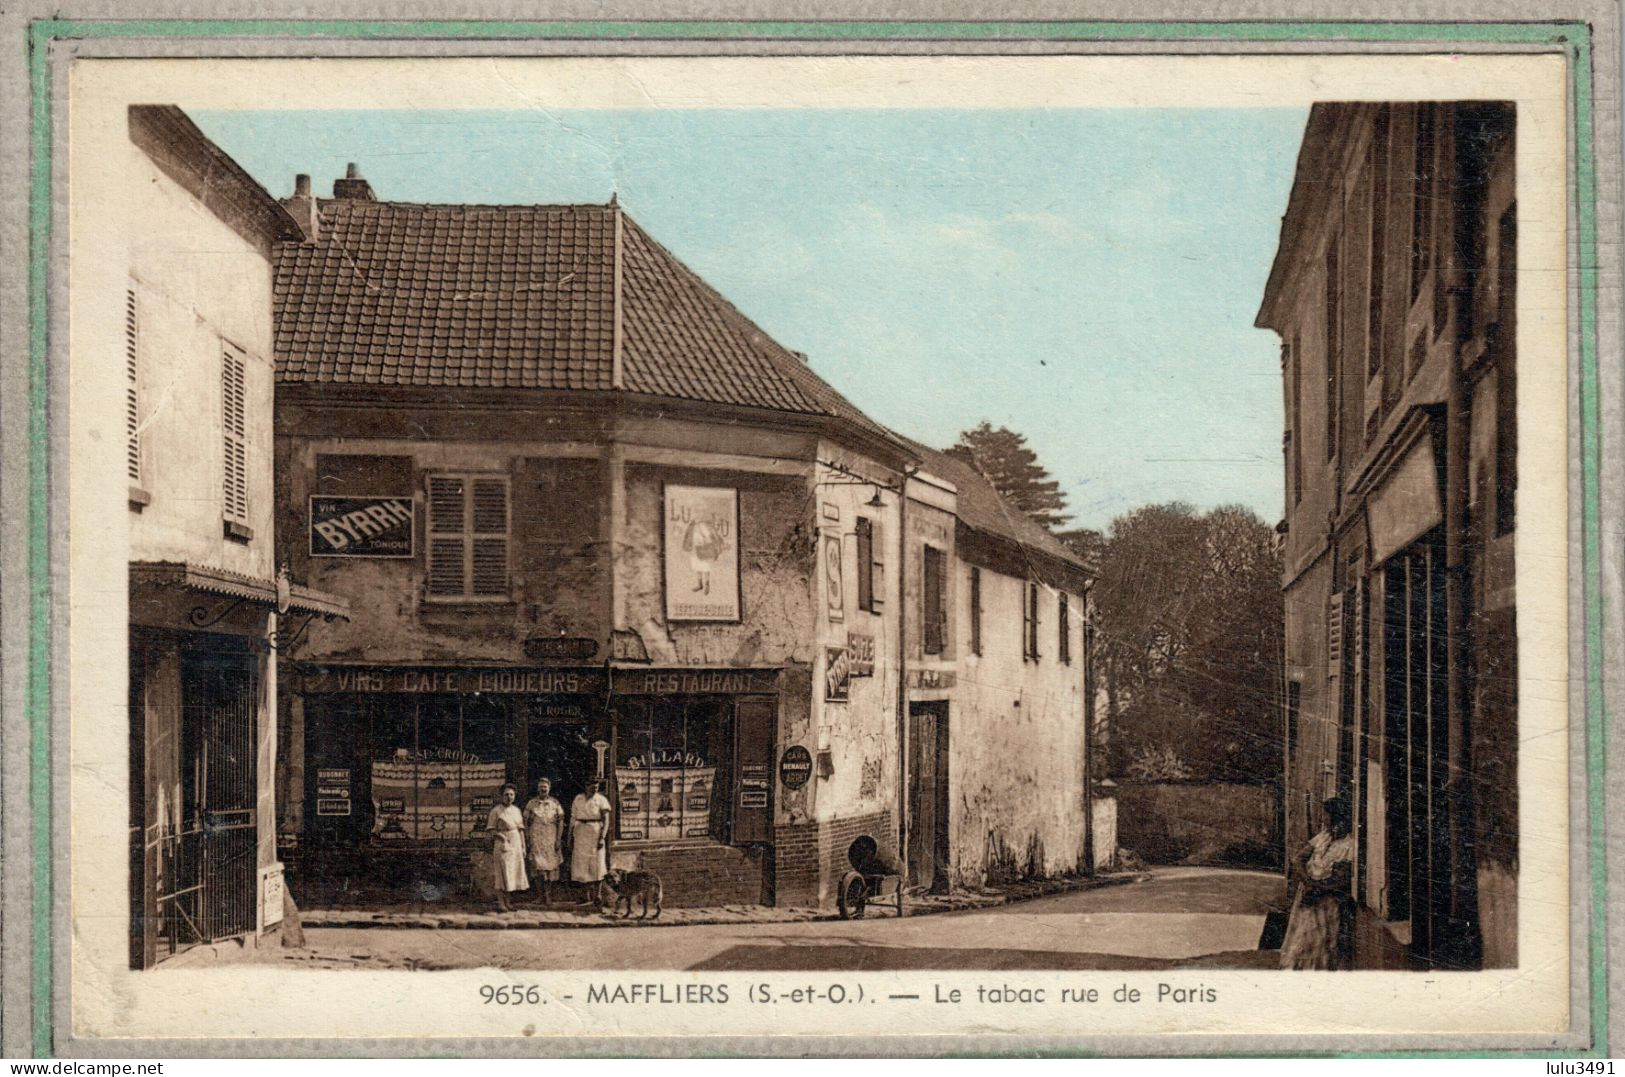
xmin=807 ymin=443 xmax=903 ymax=828
xmin=950 ymin=563 xmax=1088 ymax=883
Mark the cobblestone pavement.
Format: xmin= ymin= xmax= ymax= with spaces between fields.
xmin=240 ymin=867 xmax=1281 ymax=971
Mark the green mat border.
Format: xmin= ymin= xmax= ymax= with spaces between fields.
xmin=23 ymin=17 xmax=1606 ymax=1059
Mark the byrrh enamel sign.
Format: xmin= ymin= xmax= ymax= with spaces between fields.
xmin=309 ymin=495 xmax=415 ymax=557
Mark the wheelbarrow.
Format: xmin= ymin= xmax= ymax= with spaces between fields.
xmin=837 ymin=835 xmax=906 ymax=919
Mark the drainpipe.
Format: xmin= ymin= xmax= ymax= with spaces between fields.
xmin=895 ymin=466 xmax=918 ymax=869
xmin=1081 ymin=584 xmax=1096 ymax=875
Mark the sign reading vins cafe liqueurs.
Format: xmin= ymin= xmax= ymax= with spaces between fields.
xmin=310 ymin=495 xmax=415 ymax=557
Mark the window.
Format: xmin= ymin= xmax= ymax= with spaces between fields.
xmin=1022 ymin=580 xmax=1041 ymax=662
xmin=125 ymin=289 xmax=141 ymax=487
xmin=856 ymin=516 xmax=884 ymax=613
xmin=1324 ymin=237 xmax=1342 ymax=462
xmin=922 ymin=545 xmax=946 ymax=655
xmin=220 ymin=342 xmax=249 ymax=532
xmin=614 ymin=698 xmax=735 ymax=843
xmin=426 ymin=473 xmax=510 ymax=599
xmin=968 ymin=566 xmax=982 ymax=656
xmin=1059 ymin=592 xmax=1071 ymax=665
xmin=1367 ymin=107 xmax=1390 ymax=385
xmin=1289 ymin=333 xmax=1303 ymax=505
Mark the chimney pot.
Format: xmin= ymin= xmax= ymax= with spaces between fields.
xmin=294 ymin=173 xmax=311 ymax=197
xmin=346 ymin=163 xmax=361 ymax=179
xmin=333 ymin=164 xmax=376 ymax=202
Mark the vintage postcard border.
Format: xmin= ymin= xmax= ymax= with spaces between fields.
xmin=20 ymin=16 xmax=1609 ymax=1058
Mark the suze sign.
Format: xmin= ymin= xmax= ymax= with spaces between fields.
xmin=310 ymin=496 xmax=415 ymax=557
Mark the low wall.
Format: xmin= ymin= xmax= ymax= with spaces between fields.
xmin=1115 ymin=781 xmax=1281 ymax=868
xmin=1091 ymin=793 xmax=1118 ymax=872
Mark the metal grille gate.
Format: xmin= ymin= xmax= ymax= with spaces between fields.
xmin=180 ymin=657 xmax=258 ymax=944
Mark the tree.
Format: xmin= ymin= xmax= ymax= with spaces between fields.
xmin=944 ymin=422 xmax=1071 ymax=530
xmin=1089 ymin=503 xmax=1282 ymax=785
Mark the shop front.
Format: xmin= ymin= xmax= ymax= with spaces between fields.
xmin=290 ymin=664 xmax=781 ymax=906
xmin=291 ymin=665 xmax=609 ymax=891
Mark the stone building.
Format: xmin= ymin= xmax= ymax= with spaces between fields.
xmin=1256 ymin=102 xmax=1517 ymax=969
xmin=109 ymin=107 xmax=347 ymax=967
xmin=268 ymin=163 xmax=1099 ymax=909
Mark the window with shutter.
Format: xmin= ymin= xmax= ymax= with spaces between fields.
xmin=1024 ymin=581 xmax=1042 ymax=662
xmin=426 ymin=473 xmax=509 ymax=600
xmin=220 ymin=344 xmax=249 ymax=526
xmin=969 ymin=566 xmax=982 ymax=656
xmin=855 ymin=517 xmax=873 ymax=612
xmin=922 ymin=545 xmax=946 ymax=655
xmin=126 ymin=289 xmax=141 ymax=486
xmin=1059 ymin=592 xmax=1071 ymax=665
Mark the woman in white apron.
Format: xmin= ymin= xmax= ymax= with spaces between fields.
xmin=523 ymin=777 xmax=565 ymax=905
xmin=485 ymin=783 xmax=528 ymax=912
xmin=569 ymin=778 xmax=613 ymax=902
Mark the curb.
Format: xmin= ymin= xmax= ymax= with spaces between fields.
xmin=299 ymin=871 xmax=1149 ymax=931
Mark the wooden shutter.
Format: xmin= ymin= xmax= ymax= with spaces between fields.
xmin=1059 ymin=592 xmax=1071 ymax=664
xmin=869 ymin=521 xmax=885 ymax=610
xmin=732 ymin=699 xmax=775 ymax=845
xmin=855 ymin=517 xmax=874 ymax=612
xmin=220 ymin=345 xmax=248 ymax=523
xmin=426 ymin=476 xmax=467 ymax=596
xmin=125 ymin=290 xmax=140 ymax=484
xmin=969 ymin=566 xmax=981 ymax=656
xmin=922 ymin=546 xmax=945 ymax=655
xmin=470 ymin=478 xmax=509 ymax=596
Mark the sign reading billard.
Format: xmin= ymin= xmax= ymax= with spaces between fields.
xmin=310 ymin=495 xmax=414 ymax=557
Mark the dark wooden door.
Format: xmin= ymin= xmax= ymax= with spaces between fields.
xmin=183 ymin=654 xmax=258 ymax=943
xmin=908 ymin=702 xmax=950 ymax=892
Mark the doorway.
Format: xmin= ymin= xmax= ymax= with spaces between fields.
xmin=526 ymin=718 xmax=596 ymax=821
xmin=907 ymin=701 xmax=950 ymax=893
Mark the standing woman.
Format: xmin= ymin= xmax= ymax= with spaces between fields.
xmin=485 ymin=783 xmax=528 ymax=913
xmin=1279 ymin=794 xmax=1357 ymax=969
xmin=569 ymin=778 xmax=613 ymax=903
xmin=523 ymin=777 xmax=565 ymax=905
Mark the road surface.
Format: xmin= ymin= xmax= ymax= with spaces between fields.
xmin=287 ymin=867 xmax=1284 ymax=972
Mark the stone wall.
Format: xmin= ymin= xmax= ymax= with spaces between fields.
xmin=1115 ymin=781 xmax=1280 ymax=868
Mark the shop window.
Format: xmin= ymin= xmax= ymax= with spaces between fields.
xmin=367 ymin=696 xmax=508 ymax=843
xmin=1059 ymin=592 xmax=1071 ymax=665
xmin=615 ymin=698 xmax=734 ymax=844
xmin=220 ymin=342 xmax=250 ymax=533
xmin=856 ymin=516 xmax=884 ymax=613
xmin=968 ymin=566 xmax=982 ymax=656
xmin=426 ymin=473 xmax=510 ymax=599
xmin=922 ymin=545 xmax=947 ymax=655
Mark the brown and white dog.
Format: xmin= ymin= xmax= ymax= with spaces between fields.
xmin=597 ymin=868 xmax=663 ymax=920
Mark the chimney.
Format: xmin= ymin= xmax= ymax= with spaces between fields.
xmin=332 ymin=162 xmax=375 ymax=201
xmin=282 ymin=173 xmax=320 ymax=243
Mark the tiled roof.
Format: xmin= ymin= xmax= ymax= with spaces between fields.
xmin=275 ymin=201 xmax=615 ymax=388
xmin=274 ymin=200 xmax=884 ymax=437
xmin=902 ymin=438 xmax=1091 ymax=575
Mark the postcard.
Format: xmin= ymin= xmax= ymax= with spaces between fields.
xmin=6 ymin=13 xmax=1610 ymax=1055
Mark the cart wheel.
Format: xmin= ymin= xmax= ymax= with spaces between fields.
xmin=839 ymin=875 xmax=867 ymax=920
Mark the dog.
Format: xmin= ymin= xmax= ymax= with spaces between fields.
xmin=597 ymin=868 xmax=663 ymax=920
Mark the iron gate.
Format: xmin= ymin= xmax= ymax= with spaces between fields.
xmin=179 ymin=656 xmax=258 ymax=944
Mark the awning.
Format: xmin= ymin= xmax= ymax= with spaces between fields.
xmin=130 ymin=561 xmax=350 ymax=620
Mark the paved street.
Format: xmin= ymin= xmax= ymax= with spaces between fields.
xmin=281 ymin=867 xmax=1283 ymax=972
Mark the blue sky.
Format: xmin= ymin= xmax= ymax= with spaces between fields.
xmin=195 ymin=107 xmax=1307 ymax=532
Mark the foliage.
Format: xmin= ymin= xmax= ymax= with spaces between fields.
xmin=1125 ymin=745 xmax=1193 ymax=782
xmin=1081 ymin=502 xmax=1283 ymax=784
xmin=945 ymin=422 xmax=1071 ymax=530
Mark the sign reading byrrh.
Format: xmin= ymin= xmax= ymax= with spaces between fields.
xmin=310 ymin=495 xmax=414 ymax=557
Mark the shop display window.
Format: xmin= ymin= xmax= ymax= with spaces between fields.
xmin=615 ymin=699 xmax=733 ymax=843
xmin=368 ymin=696 xmax=507 ymax=842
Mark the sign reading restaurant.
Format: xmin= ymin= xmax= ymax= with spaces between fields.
xmin=309 ymin=495 xmax=414 ymax=557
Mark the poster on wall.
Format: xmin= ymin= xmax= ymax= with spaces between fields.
xmin=309 ymin=495 xmax=415 ymax=557
xmin=823 ymin=532 xmax=845 ymax=623
xmin=663 ymin=484 xmax=741 ymax=621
